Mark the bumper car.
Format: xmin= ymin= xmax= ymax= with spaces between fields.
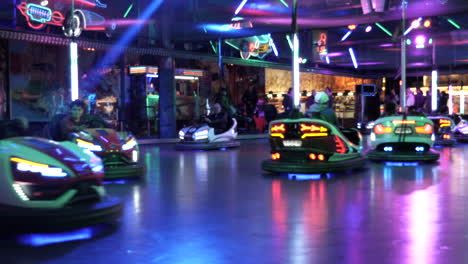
xmin=427 ymin=116 xmax=456 ymax=146
xmin=70 ymin=129 xmax=144 ymax=179
xmin=0 ymin=137 xmax=122 ymax=234
xmin=454 ymin=118 xmax=468 ymax=143
xmin=176 ymin=118 xmax=240 ymax=150
xmin=261 ymin=118 xmax=366 ymax=174
xmin=367 ymin=115 xmax=440 ymax=162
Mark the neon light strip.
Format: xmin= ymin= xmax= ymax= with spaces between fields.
xmin=209 ymin=41 xmax=217 ymax=54
xmin=301 ymin=133 xmax=328 ymax=138
xmin=86 ymin=26 xmax=106 ymax=31
xmin=225 ymin=41 xmax=240 ymax=50
xmin=460 ymin=91 xmax=465 ymax=114
xmin=326 ymin=56 xmax=330 ymax=64
xmin=341 ymin=30 xmax=352 ymax=41
xmin=279 ymin=0 xmax=289 ymax=7
xmin=447 ymin=19 xmax=461 ymax=29
xmin=75 ymin=0 xmax=97 ymax=7
xmin=269 ymin=34 xmax=279 ymax=57
xmin=375 ymin=22 xmax=392 ymax=37
xmin=124 ymin=4 xmax=134 ymax=18
xmin=70 ymin=42 xmax=79 ymax=101
xmin=293 ymin=33 xmax=300 ymax=107
xmin=234 ymin=0 xmax=248 ymax=15
xmin=349 ymin=47 xmax=358 ymax=69
xmin=286 ymin=35 xmax=293 ymax=50
xmin=449 ymin=84 xmax=453 ymax=115
xmin=432 ymin=70 xmax=438 ymax=112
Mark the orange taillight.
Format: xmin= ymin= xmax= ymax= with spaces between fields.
xmin=374 ymin=124 xmax=393 ymax=134
xmin=271 ymin=124 xmax=286 ymax=132
xmin=309 ymin=153 xmax=317 ymax=160
xmin=443 ymin=134 xmax=451 ymax=140
xmin=415 ymin=123 xmax=433 ymax=134
xmin=318 ymin=154 xmax=325 ymax=161
xmin=271 ymin=153 xmax=281 ymax=160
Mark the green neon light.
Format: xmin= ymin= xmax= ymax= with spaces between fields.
xmin=429 ymin=38 xmax=433 ymax=44
xmin=406 ymin=39 xmax=411 ymax=45
xmin=279 ymin=0 xmax=289 ymax=7
xmin=375 ymin=23 xmax=392 ymax=37
xmin=225 ymin=41 xmax=240 ymax=50
xmin=302 ymin=58 xmax=308 ymax=64
xmin=203 ymin=27 xmax=207 ymax=33
xmin=209 ymin=41 xmax=217 ymax=54
xmin=447 ymin=19 xmax=461 ymax=29
xmin=123 ymin=4 xmax=134 ymax=18
xmin=286 ymin=35 xmax=293 ymax=50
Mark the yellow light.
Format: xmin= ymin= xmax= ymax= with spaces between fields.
xmin=10 ymin=157 xmax=48 ymax=168
xmin=415 ymin=124 xmax=433 ymax=134
xmin=76 ymin=138 xmax=94 ymax=146
xmin=301 ymin=133 xmax=328 ymax=139
xmin=271 ymin=133 xmax=285 ymax=139
xmin=271 ymin=124 xmax=286 ymax=132
xmin=374 ymin=124 xmax=393 ymax=134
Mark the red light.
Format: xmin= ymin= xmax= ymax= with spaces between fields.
xmin=318 ymin=154 xmax=325 ymax=161
xmin=374 ymin=124 xmax=393 ymax=134
xmin=271 ymin=153 xmax=281 ymax=160
xmin=309 ymin=153 xmax=316 ymax=160
xmin=248 ymin=42 xmax=256 ymax=52
xmin=443 ymin=134 xmax=451 ymax=140
xmin=347 ymin=24 xmax=357 ymax=30
xmin=415 ymin=124 xmax=433 ymax=134
xmin=423 ymin=20 xmax=431 ymax=28
xmin=334 ymin=135 xmax=347 ymax=154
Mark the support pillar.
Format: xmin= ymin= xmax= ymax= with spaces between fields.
xmin=119 ymin=55 xmax=126 ymax=131
xmin=400 ymin=0 xmax=407 ymax=112
xmin=158 ymin=5 xmax=176 ymax=138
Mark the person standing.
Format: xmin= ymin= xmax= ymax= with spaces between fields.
xmin=305 ymin=90 xmax=316 ymax=110
xmin=325 ymin=87 xmax=334 ymax=109
xmin=282 ymin=88 xmax=294 ymax=114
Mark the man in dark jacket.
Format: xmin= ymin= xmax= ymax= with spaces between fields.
xmin=305 ymin=91 xmax=338 ymax=125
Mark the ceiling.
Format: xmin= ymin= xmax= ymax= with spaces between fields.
xmin=146 ymin=0 xmax=468 ymax=75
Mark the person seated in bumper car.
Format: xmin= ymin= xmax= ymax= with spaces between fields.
xmin=305 ymin=91 xmax=338 ymax=126
xmin=204 ymin=103 xmax=229 ymax=134
xmin=51 ymin=100 xmax=108 ymax=141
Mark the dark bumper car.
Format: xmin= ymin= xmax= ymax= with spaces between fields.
xmin=261 ymin=118 xmax=366 ymax=174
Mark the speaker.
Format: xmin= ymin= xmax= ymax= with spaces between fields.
xmin=360 ymin=0 xmax=389 ymax=14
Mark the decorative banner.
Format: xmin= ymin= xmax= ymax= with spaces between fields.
xmin=312 ymin=30 xmax=328 ymax=63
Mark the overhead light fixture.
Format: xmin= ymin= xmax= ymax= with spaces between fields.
xmin=347 ymin=24 xmax=357 ymax=31
xmin=404 ymin=17 xmax=422 ymax=36
xmin=234 ymin=0 xmax=248 ymax=16
xmin=365 ymin=25 xmax=372 ymax=32
xmin=341 ymin=30 xmax=352 ymax=41
xmin=423 ymin=19 xmax=431 ymax=28
xmin=447 ymin=18 xmax=461 ymax=29
xmin=375 ymin=22 xmax=392 ymax=37
xmin=349 ymin=47 xmax=358 ymax=69
xmin=415 ymin=35 xmax=426 ymax=48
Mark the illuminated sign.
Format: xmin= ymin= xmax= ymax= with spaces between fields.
xmin=226 ymin=34 xmax=273 ymax=60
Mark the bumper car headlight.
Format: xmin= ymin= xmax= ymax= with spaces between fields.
xmin=76 ymin=138 xmax=103 ymax=152
xmin=81 ymin=149 xmax=104 ymax=173
xmin=122 ymin=138 xmax=137 ymax=151
xmin=194 ymin=130 xmax=209 ymax=140
xmin=10 ymin=157 xmax=68 ymax=178
xmin=179 ymin=130 xmax=185 ymax=140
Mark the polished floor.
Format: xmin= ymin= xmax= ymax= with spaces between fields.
xmin=1 ymin=139 xmax=468 ymax=264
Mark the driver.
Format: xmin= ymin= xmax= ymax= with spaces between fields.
xmin=305 ymin=91 xmax=338 ymax=125
xmin=55 ymin=100 xmax=107 ymax=141
xmin=204 ymin=103 xmax=228 ymax=134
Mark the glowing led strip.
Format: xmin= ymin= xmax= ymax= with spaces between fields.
xmin=301 ymin=133 xmax=328 ymax=139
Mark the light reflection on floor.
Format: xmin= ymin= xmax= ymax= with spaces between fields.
xmin=1 ymin=140 xmax=468 ymax=264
